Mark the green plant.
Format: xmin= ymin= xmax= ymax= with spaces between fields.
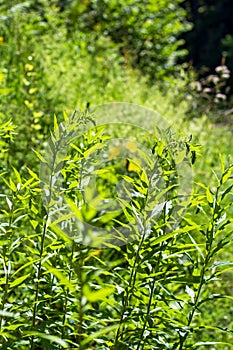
xmin=0 ymin=119 xmax=15 ymax=168
xmin=0 ymin=3 xmax=233 ymax=349
xmin=0 ymin=107 xmax=233 ymax=349
xmin=65 ymin=0 xmax=191 ymax=81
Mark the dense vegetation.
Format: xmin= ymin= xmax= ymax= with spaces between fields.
xmin=0 ymin=1 xmax=233 ymax=349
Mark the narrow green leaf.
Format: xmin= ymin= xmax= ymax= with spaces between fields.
xmin=70 ymin=143 xmax=83 ymax=155
xmin=6 ymin=197 xmax=12 ymax=210
xmin=221 ymin=165 xmax=233 ymax=184
xmin=221 ymin=183 xmax=233 ymax=200
xmin=6 ymin=323 xmax=24 ymax=330
xmin=83 ymin=285 xmax=115 ymax=302
xmin=65 ymin=197 xmax=83 ymax=220
xmin=84 ymin=143 xmax=104 ymax=158
xmin=33 ymin=149 xmax=47 ymax=163
xmin=24 ymin=331 xmax=68 ymax=348
xmin=27 ymin=167 xmax=39 ymax=180
xmin=81 ymin=325 xmax=118 ymax=346
xmin=63 ymin=111 xmax=68 ymax=121
xmin=9 ymin=178 xmax=17 ymax=192
xmin=152 ymin=231 xmax=179 ymax=245
xmin=9 ymin=273 xmax=30 ymax=288
xmin=42 ymin=262 xmax=76 ymax=292
xmin=21 ymin=177 xmax=35 ymax=190
xmin=13 ymin=167 xmax=21 ymax=184
xmin=206 ymin=187 xmax=213 ymax=204
xmin=11 ymin=260 xmax=38 ymax=278
xmin=188 ymin=232 xmax=204 ymax=260
xmin=49 ymin=222 xmax=72 ymax=243
xmin=54 ymin=114 xmax=59 ymax=138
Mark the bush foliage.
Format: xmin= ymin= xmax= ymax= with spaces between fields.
xmin=65 ymin=0 xmax=191 ymax=80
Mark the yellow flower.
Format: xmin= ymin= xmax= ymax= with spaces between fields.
xmin=25 ymin=63 xmax=34 ymax=71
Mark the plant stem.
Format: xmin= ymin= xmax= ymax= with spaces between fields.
xmin=137 ymin=196 xmax=175 ymax=350
xmin=136 ymin=246 xmax=164 ymax=350
xmin=114 ymin=159 xmax=162 ymax=347
xmin=61 ymin=242 xmax=75 ymax=345
xmin=178 ymin=187 xmax=219 ymax=350
xmin=77 ymin=246 xmax=84 ymax=349
xmin=30 ymin=212 xmax=49 ymax=350
xmin=30 ymin=124 xmax=64 ymax=349
xmin=114 ymin=227 xmax=147 ymax=346
xmin=0 ymin=191 xmax=14 ymax=330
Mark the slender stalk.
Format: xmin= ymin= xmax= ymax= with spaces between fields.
xmin=30 ymin=123 xmax=65 ymax=349
xmin=0 ymin=252 xmax=10 ymax=330
xmin=114 ymin=160 xmax=161 ymax=347
xmin=77 ymin=248 xmax=84 ymax=348
xmin=0 ymin=191 xmax=14 ymax=330
xmin=61 ymin=242 xmax=75 ymax=345
xmin=114 ymin=227 xmax=147 ymax=346
xmin=178 ymin=252 xmax=210 ymax=350
xmin=30 ymin=212 xmax=49 ymax=349
xmin=136 ymin=246 xmax=164 ymax=350
xmin=136 ymin=188 xmax=175 ymax=349
xmin=178 ymin=187 xmax=220 ymax=350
